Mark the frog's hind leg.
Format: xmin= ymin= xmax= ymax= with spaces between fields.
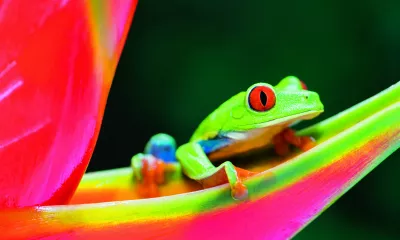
xmin=131 ymin=133 xmax=180 ymax=198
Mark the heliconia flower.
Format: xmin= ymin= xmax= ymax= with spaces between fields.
xmin=0 ymin=1 xmax=399 ymax=240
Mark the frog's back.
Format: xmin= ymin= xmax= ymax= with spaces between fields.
xmin=189 ymin=110 xmax=223 ymax=142
xmin=189 ymin=93 xmax=245 ymax=142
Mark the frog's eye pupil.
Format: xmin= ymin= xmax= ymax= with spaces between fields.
xmin=248 ymin=85 xmax=276 ymax=112
xmin=260 ymin=91 xmax=267 ymax=106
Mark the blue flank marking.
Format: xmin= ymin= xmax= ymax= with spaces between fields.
xmin=198 ymin=137 xmax=232 ymax=155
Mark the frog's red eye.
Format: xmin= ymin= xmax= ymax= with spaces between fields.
xmin=300 ymin=80 xmax=308 ymax=90
xmin=248 ymin=85 xmax=276 ymax=112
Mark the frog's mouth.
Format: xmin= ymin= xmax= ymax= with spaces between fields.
xmin=237 ymin=110 xmax=323 ymax=131
xmin=207 ymin=110 xmax=323 ymax=161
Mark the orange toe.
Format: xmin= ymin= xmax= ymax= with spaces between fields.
xmin=235 ymin=167 xmax=257 ymax=178
xmin=273 ymin=133 xmax=290 ymax=156
xmin=137 ymin=157 xmax=165 ymax=198
xmin=282 ymin=128 xmax=302 ymax=146
xmin=155 ymin=160 xmax=165 ymax=184
xmin=232 ymin=181 xmax=249 ymax=201
xmin=299 ymin=136 xmax=316 ymax=151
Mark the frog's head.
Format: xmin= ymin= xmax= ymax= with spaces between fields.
xmin=220 ymin=76 xmax=324 ymax=133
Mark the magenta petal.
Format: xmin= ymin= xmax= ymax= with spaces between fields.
xmin=0 ymin=0 xmax=137 ymax=208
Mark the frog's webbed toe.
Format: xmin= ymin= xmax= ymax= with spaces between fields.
xmin=198 ymin=162 xmax=256 ymax=201
xmin=272 ymin=128 xmax=316 ymax=156
xmin=131 ymin=154 xmax=166 ymax=198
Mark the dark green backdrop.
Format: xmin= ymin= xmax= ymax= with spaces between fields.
xmin=89 ymin=0 xmax=400 ymax=239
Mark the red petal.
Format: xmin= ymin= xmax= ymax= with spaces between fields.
xmin=0 ymin=0 xmax=137 ymax=208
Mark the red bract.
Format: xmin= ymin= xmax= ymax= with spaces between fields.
xmin=0 ymin=1 xmax=137 ymax=208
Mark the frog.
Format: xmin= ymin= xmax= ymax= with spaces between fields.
xmin=131 ymin=76 xmax=324 ymax=200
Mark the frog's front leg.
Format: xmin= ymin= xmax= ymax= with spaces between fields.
xmin=131 ymin=133 xmax=180 ymax=198
xmin=272 ymin=128 xmax=316 ymax=156
xmin=176 ymin=142 xmax=256 ymax=201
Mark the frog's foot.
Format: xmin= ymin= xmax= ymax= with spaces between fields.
xmin=198 ymin=162 xmax=257 ymax=201
xmin=132 ymin=133 xmax=179 ymax=198
xmin=272 ymin=128 xmax=316 ymax=156
xmin=132 ymin=154 xmax=166 ymax=198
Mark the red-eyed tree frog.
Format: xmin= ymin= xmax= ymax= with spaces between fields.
xmin=131 ymin=76 xmax=324 ymax=200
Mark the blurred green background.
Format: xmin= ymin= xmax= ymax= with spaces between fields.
xmin=89 ymin=0 xmax=399 ymax=239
